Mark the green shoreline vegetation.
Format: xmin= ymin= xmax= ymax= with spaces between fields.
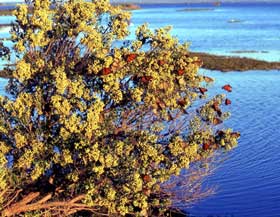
xmin=189 ymin=52 xmax=280 ymax=72
xmin=0 ymin=9 xmax=15 ymax=16
xmin=115 ymin=3 xmax=141 ymax=10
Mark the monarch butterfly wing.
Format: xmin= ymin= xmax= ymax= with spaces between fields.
xmin=199 ymin=87 xmax=208 ymax=94
xmin=225 ymin=98 xmax=232 ymax=105
xmin=203 ymin=76 xmax=214 ymax=83
xmin=222 ymin=84 xmax=232 ymax=92
xmin=213 ymin=118 xmax=223 ymax=125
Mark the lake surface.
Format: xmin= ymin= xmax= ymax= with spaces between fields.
xmin=1 ymin=2 xmax=280 ymax=217
xmin=130 ymin=2 xmax=280 ymax=62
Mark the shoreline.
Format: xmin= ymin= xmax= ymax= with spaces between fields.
xmin=189 ymin=52 xmax=280 ymax=72
xmin=0 ymin=3 xmax=141 ymax=16
xmin=0 ymin=9 xmax=14 ymax=16
xmin=0 ymin=52 xmax=279 ymax=78
xmin=113 ymin=3 xmax=141 ymax=10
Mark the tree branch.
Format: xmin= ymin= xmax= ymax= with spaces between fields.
xmin=1 ymin=193 xmax=96 ymax=217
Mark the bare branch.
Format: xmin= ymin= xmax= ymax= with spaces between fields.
xmin=2 ymin=189 xmax=23 ymax=209
xmin=36 ymin=193 xmax=52 ymax=204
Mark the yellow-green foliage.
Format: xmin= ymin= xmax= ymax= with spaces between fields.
xmin=0 ymin=0 xmax=239 ymax=216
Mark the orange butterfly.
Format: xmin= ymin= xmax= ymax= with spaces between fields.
xmin=126 ymin=53 xmax=137 ymax=63
xmin=225 ymin=98 xmax=231 ymax=105
xmin=168 ymin=112 xmax=174 ymax=121
xmin=213 ymin=118 xmax=223 ymax=125
xmin=141 ymin=76 xmax=153 ymax=83
xmin=203 ymin=143 xmax=210 ymax=150
xmin=177 ymin=69 xmax=184 ymax=76
xmin=203 ymin=76 xmax=214 ymax=83
xmin=143 ymin=175 xmax=152 ymax=183
xmin=156 ymin=100 xmax=165 ymax=110
xmin=111 ymin=59 xmax=122 ymax=72
xmin=212 ymin=102 xmax=220 ymax=112
xmin=217 ymin=130 xmax=225 ymax=137
xmin=102 ymin=67 xmax=111 ymax=75
xmin=177 ymin=99 xmax=186 ymax=107
xmin=192 ymin=59 xmax=203 ymax=67
xmin=199 ymin=87 xmax=208 ymax=94
xmin=212 ymin=101 xmax=222 ymax=116
xmin=231 ymin=132 xmax=241 ymax=138
xmin=222 ymin=84 xmax=232 ymax=92
xmin=143 ymin=188 xmax=151 ymax=196
xmin=158 ymin=60 xmax=165 ymax=66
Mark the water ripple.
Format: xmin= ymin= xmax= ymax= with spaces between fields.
xmin=189 ymin=70 xmax=280 ymax=217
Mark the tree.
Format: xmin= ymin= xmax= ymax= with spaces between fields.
xmin=0 ymin=0 xmax=239 ymax=216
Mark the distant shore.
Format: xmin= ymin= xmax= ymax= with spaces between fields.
xmin=0 ymin=3 xmax=141 ymax=16
xmin=189 ymin=52 xmax=280 ymax=72
xmin=115 ymin=3 xmax=141 ymax=10
xmin=0 ymin=9 xmax=14 ymax=16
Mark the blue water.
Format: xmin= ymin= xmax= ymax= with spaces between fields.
xmin=1 ymin=2 xmax=280 ymax=217
xmin=188 ymin=70 xmax=280 ymax=217
xmin=130 ymin=3 xmax=280 ymax=62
